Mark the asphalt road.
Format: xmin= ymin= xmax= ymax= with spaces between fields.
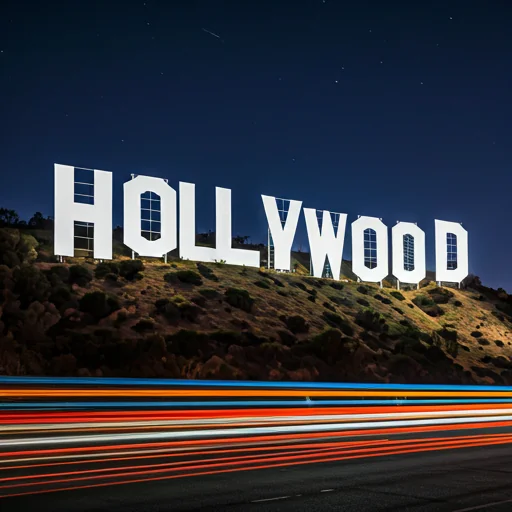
xmin=3 ymin=439 xmax=512 ymax=512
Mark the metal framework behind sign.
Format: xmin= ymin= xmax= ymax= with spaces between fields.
xmin=309 ymin=209 xmax=343 ymax=278
xmin=364 ymin=228 xmax=378 ymax=270
xmin=447 ymin=232 xmax=458 ymax=270
xmin=131 ymin=174 xmax=167 ymax=261
xmin=73 ymin=167 xmax=95 ymax=256
xmin=267 ymin=197 xmax=290 ymax=270
xmin=404 ymin=233 xmax=415 ymax=271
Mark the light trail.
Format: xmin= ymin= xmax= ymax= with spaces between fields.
xmin=6 ymin=388 xmax=512 ymax=397
xmin=2 ymin=435 xmax=512 ymax=498
xmin=3 ymin=434 xmax=512 ymax=490
xmin=1 ymin=376 xmax=512 ymax=391
xmin=2 ymin=377 xmax=512 ymax=499
xmin=7 ymin=398 xmax=512 ymax=409
xmin=4 ymin=407 xmax=512 ymax=432
xmin=4 ymin=414 xmax=512 ymax=447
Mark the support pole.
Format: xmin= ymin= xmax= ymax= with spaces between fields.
xmin=267 ymin=229 xmax=271 ymax=269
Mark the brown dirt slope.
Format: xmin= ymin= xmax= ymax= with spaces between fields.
xmin=1 ymin=227 xmax=511 ymax=384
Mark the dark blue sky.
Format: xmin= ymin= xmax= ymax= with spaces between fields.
xmin=1 ymin=1 xmax=511 ymax=290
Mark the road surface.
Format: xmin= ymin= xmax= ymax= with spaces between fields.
xmin=4 ymin=378 xmax=512 ymax=511
xmin=2 ymin=435 xmax=512 ymax=512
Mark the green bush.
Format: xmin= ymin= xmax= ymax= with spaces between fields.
xmin=163 ymin=272 xmax=179 ymax=284
xmin=155 ymin=296 xmax=201 ymax=323
xmin=357 ymin=285 xmax=369 ymax=295
xmin=277 ymin=330 xmax=297 ymax=346
xmin=390 ymin=291 xmax=405 ymax=301
xmin=413 ymin=294 xmax=435 ymax=307
xmin=454 ymin=300 xmax=463 ymax=307
xmin=311 ymin=328 xmax=357 ymax=363
xmin=436 ymin=329 xmax=459 ymax=358
xmin=413 ymin=294 xmax=444 ymax=317
xmin=331 ymin=295 xmax=352 ymax=306
xmin=209 ymin=330 xmax=244 ymax=345
xmin=166 ymin=329 xmax=209 ymax=357
xmin=198 ymin=288 xmax=220 ymax=299
xmin=46 ymin=265 xmax=70 ymax=284
xmin=495 ymin=339 xmax=505 ymax=347
xmin=254 ymin=280 xmax=270 ymax=289
xmin=177 ymin=301 xmax=202 ymax=322
xmin=471 ymin=331 xmax=483 ymax=338
xmin=114 ymin=310 xmax=128 ymax=326
xmin=0 ymin=229 xmax=38 ymax=267
xmin=119 ymin=259 xmax=144 ymax=281
xmin=191 ymin=295 xmax=206 ymax=307
xmin=471 ymin=366 xmax=502 ymax=384
xmin=424 ymin=345 xmax=451 ymax=364
xmin=329 ymin=281 xmax=344 ymax=291
xmin=69 ymin=265 xmax=93 ymax=287
xmin=428 ymin=287 xmax=454 ymax=304
xmin=48 ymin=286 xmax=72 ymax=309
xmin=290 ymin=281 xmax=307 ymax=292
xmin=162 ymin=302 xmax=181 ymax=322
xmin=425 ymin=305 xmax=444 ymax=317
xmin=323 ymin=301 xmax=336 ymax=312
xmin=284 ymin=315 xmax=309 ymax=334
xmin=437 ymin=328 xmax=458 ymax=342
xmin=12 ymin=265 xmax=51 ymax=308
xmin=196 ymin=262 xmax=218 ymax=281
xmin=147 ymin=334 xmax=167 ymax=358
xmin=131 ymin=318 xmax=155 ymax=333
xmin=496 ymin=303 xmax=512 ymax=318
xmin=355 ymin=308 xmax=384 ymax=332
xmin=155 ymin=298 xmax=170 ymax=311
xmin=269 ymin=276 xmax=285 ymax=287
xmin=176 ymin=270 xmax=203 ymax=286
xmin=79 ymin=291 xmax=120 ymax=320
xmin=357 ymin=298 xmax=370 ymax=307
xmin=322 ymin=311 xmax=354 ymax=336
xmin=225 ymin=288 xmax=254 ymax=312
xmin=95 ymin=261 xmax=120 ymax=278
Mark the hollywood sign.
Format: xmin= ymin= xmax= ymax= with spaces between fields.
xmin=54 ymin=164 xmax=469 ymax=286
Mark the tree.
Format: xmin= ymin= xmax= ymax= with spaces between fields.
xmin=28 ymin=212 xmax=45 ymax=228
xmin=0 ymin=208 xmax=20 ymax=226
xmin=0 ymin=230 xmax=38 ymax=267
xmin=233 ymin=235 xmax=250 ymax=245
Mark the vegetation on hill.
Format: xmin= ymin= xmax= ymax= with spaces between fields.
xmin=1 ymin=225 xmax=512 ymax=384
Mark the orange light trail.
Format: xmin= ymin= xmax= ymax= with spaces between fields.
xmin=2 ymin=378 xmax=512 ymax=500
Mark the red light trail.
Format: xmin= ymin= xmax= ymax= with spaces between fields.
xmin=1 ymin=378 xmax=512 ymax=499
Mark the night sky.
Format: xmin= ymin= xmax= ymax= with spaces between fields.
xmin=1 ymin=1 xmax=511 ymax=290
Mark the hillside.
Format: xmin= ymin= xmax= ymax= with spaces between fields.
xmin=1 ymin=227 xmax=512 ymax=384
